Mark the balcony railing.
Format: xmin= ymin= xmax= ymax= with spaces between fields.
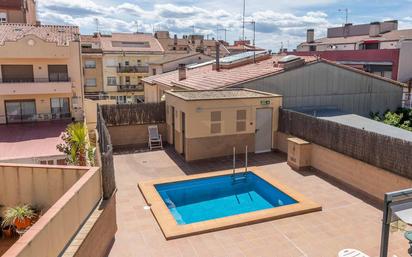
xmin=117 ymin=65 xmax=149 ymax=73
xmin=117 ymin=84 xmax=144 ymax=92
xmin=3 ymin=112 xmax=71 ymax=123
xmin=0 ymin=76 xmax=71 ymax=83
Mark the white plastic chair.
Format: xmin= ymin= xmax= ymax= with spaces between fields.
xmin=338 ymin=249 xmax=369 ymax=257
xmin=148 ymin=125 xmax=163 ymax=150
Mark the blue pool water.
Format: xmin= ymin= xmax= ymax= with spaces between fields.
xmin=155 ymin=172 xmax=298 ymax=224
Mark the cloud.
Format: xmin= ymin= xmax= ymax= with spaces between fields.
xmin=37 ymin=0 xmax=334 ymax=50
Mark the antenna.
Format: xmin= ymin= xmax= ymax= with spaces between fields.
xmin=94 ymin=18 xmax=99 ymax=33
xmin=217 ymin=27 xmax=229 ymax=42
xmin=192 ymin=25 xmax=195 ymax=34
xmin=242 ymin=0 xmax=246 ymax=41
xmin=338 ymin=8 xmax=349 ymax=24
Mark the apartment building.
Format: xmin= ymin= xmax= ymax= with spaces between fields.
xmin=295 ymin=20 xmax=412 ymax=82
xmin=0 ymin=23 xmax=84 ymax=124
xmin=81 ymin=34 xmax=104 ymax=99
xmin=81 ymin=32 xmax=164 ymax=104
xmin=0 ymin=0 xmax=37 ymax=25
xmin=154 ymin=31 xmax=230 ymax=57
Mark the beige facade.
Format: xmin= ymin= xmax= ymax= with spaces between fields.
xmin=0 ymin=0 xmax=37 ymax=25
xmin=81 ymin=33 xmax=165 ymax=103
xmin=82 ymin=53 xmax=104 ymax=96
xmin=165 ymin=89 xmax=282 ymax=161
xmin=0 ymin=26 xmax=84 ymax=124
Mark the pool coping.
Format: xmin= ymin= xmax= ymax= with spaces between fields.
xmin=138 ymin=167 xmax=322 ymax=240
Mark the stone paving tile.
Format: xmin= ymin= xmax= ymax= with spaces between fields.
xmin=108 ymin=148 xmax=409 ymax=257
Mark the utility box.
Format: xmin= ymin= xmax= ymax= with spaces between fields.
xmin=287 ymin=137 xmax=311 ymax=170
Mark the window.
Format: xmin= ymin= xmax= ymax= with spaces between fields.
xmin=125 ymin=76 xmax=130 ymax=84
xmin=0 ymin=13 xmax=7 ymax=23
xmin=51 ymin=98 xmax=70 ymax=114
xmin=236 ymin=110 xmax=247 ymax=132
xmin=116 ymin=96 xmax=127 ymax=104
xmin=107 ymin=77 xmax=117 ymax=86
xmin=84 ymin=60 xmax=96 ymax=69
xmin=85 ymin=78 xmax=97 ymax=87
xmin=309 ymin=45 xmax=316 ymax=51
xmin=125 ymin=61 xmax=129 ymax=66
xmin=152 ymin=68 xmax=157 ymax=75
xmin=210 ymin=111 xmax=222 ymax=134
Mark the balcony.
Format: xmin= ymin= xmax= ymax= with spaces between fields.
xmin=117 ymin=84 xmax=144 ymax=92
xmin=0 ymin=77 xmax=72 ymax=95
xmin=3 ymin=112 xmax=72 ymax=124
xmin=117 ymin=65 xmax=149 ymax=73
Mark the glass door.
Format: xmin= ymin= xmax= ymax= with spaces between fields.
xmin=5 ymin=100 xmax=36 ymax=123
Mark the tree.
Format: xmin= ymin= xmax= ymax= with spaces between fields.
xmin=57 ymin=122 xmax=95 ymax=166
xmin=370 ymin=108 xmax=412 ymax=132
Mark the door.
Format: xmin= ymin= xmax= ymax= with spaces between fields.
xmin=255 ymin=108 xmax=273 ymax=153
xmin=1 ymin=65 xmax=34 ymax=82
xmin=5 ymin=100 xmax=36 ymax=123
xmin=48 ymin=65 xmax=68 ymax=82
xmin=181 ymin=112 xmax=186 ymax=157
xmin=171 ymin=106 xmax=175 ymax=145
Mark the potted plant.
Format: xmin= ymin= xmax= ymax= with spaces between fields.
xmin=2 ymin=204 xmax=36 ymax=230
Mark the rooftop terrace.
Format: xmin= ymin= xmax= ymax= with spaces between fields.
xmin=108 ymin=148 xmax=408 ymax=257
xmin=167 ymin=89 xmax=279 ymax=101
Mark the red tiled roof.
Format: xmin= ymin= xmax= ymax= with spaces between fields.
xmin=144 ymin=55 xmax=317 ymax=90
xmin=0 ymin=23 xmax=80 ymax=46
xmin=0 ymin=0 xmax=22 ymax=10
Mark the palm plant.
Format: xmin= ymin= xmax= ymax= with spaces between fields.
xmin=2 ymin=205 xmax=36 ymax=229
xmin=57 ymin=122 xmax=95 ymax=166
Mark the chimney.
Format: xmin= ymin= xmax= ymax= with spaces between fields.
xmin=174 ymin=34 xmax=177 ymax=45
xmin=369 ymin=22 xmax=380 ymax=37
xmin=178 ymin=64 xmax=186 ymax=81
xmin=306 ymin=29 xmax=314 ymax=43
xmin=215 ymin=42 xmax=220 ymax=72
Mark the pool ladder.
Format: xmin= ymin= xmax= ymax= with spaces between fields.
xmin=232 ymin=146 xmax=248 ymax=183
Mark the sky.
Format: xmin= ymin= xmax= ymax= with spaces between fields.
xmin=37 ymin=0 xmax=412 ymax=51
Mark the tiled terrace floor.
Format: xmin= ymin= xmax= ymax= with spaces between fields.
xmin=109 ymin=148 xmax=409 ymax=257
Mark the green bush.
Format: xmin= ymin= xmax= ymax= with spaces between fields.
xmin=370 ymin=108 xmax=412 ymax=131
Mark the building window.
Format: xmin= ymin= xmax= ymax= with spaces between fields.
xmin=125 ymin=76 xmax=130 ymax=84
xmin=210 ymin=111 xmax=222 ymax=134
xmin=107 ymin=77 xmax=117 ymax=86
xmin=152 ymin=68 xmax=157 ymax=75
xmin=309 ymin=45 xmax=316 ymax=51
xmin=51 ymin=98 xmax=70 ymax=115
xmin=85 ymin=78 xmax=97 ymax=87
xmin=236 ymin=110 xmax=247 ymax=132
xmin=0 ymin=13 xmax=7 ymax=23
xmin=116 ymin=96 xmax=127 ymax=104
xmin=125 ymin=61 xmax=129 ymax=66
xmin=84 ymin=60 xmax=96 ymax=69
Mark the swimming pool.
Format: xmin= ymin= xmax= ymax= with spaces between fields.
xmin=139 ymin=168 xmax=321 ymax=239
xmin=155 ymin=172 xmax=297 ymax=224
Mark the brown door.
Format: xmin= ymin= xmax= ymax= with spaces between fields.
xmin=48 ymin=65 xmax=68 ymax=82
xmin=1 ymin=65 xmax=34 ymax=82
xmin=181 ymin=112 xmax=186 ymax=157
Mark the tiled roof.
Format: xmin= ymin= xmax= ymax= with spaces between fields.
xmin=0 ymin=0 xmax=22 ymax=10
xmin=300 ymin=28 xmax=412 ymax=46
xmin=144 ymin=55 xmax=317 ymax=90
xmin=0 ymin=23 xmax=80 ymax=46
xmin=80 ymin=34 xmax=101 ymax=43
xmin=99 ymin=33 xmax=164 ymax=53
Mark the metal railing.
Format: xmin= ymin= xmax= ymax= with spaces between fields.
xmin=117 ymin=84 xmax=144 ymax=92
xmin=2 ymin=112 xmax=71 ymax=123
xmin=116 ymin=65 xmax=149 ymax=73
xmin=0 ymin=76 xmax=71 ymax=83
